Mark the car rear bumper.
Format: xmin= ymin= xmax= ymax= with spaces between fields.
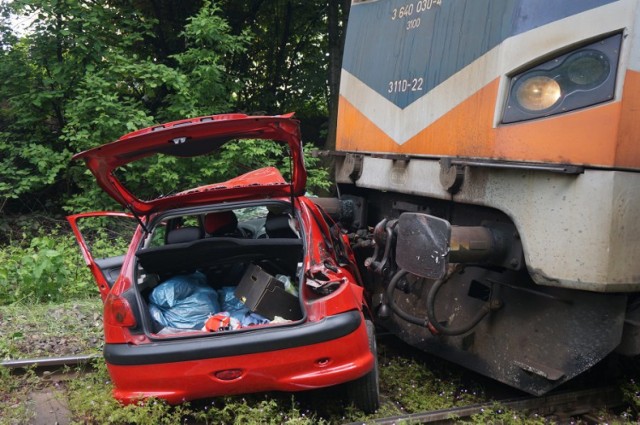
xmin=104 ymin=310 xmax=374 ymax=403
xmin=105 ymin=310 xmax=361 ymax=365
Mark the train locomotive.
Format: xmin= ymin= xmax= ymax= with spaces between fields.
xmin=327 ymin=0 xmax=640 ymax=395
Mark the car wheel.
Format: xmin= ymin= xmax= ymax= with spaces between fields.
xmin=346 ymin=319 xmax=380 ymax=413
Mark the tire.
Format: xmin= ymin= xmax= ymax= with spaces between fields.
xmin=346 ymin=319 xmax=380 ymax=413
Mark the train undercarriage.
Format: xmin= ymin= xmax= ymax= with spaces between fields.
xmin=320 ymin=154 xmax=640 ymax=395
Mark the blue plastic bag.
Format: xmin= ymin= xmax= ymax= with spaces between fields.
xmin=149 ymin=271 xmax=220 ymax=329
xmin=218 ymin=286 xmax=270 ymax=326
xmin=219 ymin=286 xmax=246 ymax=312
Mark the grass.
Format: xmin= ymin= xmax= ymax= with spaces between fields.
xmin=66 ymin=361 xmax=331 ymax=424
xmin=61 ymin=341 xmax=483 ymax=424
xmin=3 ymin=320 xmax=639 ymax=424
xmin=377 ymin=343 xmax=483 ymax=414
xmin=0 ymin=299 xmax=103 ymax=360
xmin=64 ymin=358 xmax=358 ymax=424
xmin=461 ymin=403 xmax=548 ymax=424
xmin=0 ymin=223 xmax=635 ymax=422
xmin=0 ymin=333 xmax=486 ymax=424
xmin=1 ymin=294 xmax=638 ymax=423
xmin=0 ymin=366 xmax=39 ymax=425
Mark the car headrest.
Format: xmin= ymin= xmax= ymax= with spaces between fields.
xmin=204 ymin=211 xmax=238 ymax=236
xmin=166 ymin=226 xmax=202 ymax=244
xmin=265 ymin=212 xmax=298 ymax=238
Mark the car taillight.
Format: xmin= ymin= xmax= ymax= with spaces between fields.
xmin=104 ymin=294 xmax=137 ymax=327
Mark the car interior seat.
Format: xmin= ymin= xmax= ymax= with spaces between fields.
xmin=205 ymin=211 xmax=239 ymax=237
xmin=165 ymin=226 xmax=203 ymax=244
xmin=265 ymin=212 xmax=299 ymax=238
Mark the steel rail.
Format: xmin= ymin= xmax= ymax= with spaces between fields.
xmin=1 ymin=354 xmax=100 ymax=369
xmin=346 ymin=386 xmax=623 ymax=424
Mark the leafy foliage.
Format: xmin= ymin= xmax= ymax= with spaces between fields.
xmin=106 ymin=137 xmax=329 ymax=208
xmin=173 ymin=1 xmax=249 ymax=115
xmin=0 ymin=231 xmax=95 ymax=305
xmin=0 ymin=232 xmax=86 ymax=304
xmin=0 ymin=213 xmax=133 ymax=305
xmin=1 ymin=0 xmax=344 ymax=216
xmin=0 ymin=0 xmax=334 ymax=311
xmin=218 ymin=1 xmax=329 ymax=112
xmin=209 ymin=138 xmax=330 ymax=194
xmin=0 ymin=0 xmax=149 ymax=211
xmin=0 ymin=0 xmax=249 ymax=214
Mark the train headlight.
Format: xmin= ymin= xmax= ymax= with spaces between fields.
xmin=515 ymin=76 xmax=562 ymax=111
xmin=502 ymin=33 xmax=621 ymax=124
xmin=566 ymin=52 xmax=609 ymax=85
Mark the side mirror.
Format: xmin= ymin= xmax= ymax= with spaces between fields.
xmin=396 ymin=213 xmax=451 ymax=279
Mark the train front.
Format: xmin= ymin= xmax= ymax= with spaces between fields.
xmin=334 ymin=0 xmax=640 ymax=394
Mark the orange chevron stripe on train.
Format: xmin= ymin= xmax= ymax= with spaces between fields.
xmin=338 ymin=70 xmax=640 ymax=168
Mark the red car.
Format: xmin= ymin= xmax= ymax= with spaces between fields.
xmin=68 ymin=113 xmax=379 ymax=412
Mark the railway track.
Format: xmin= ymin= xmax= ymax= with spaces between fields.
xmin=347 ymin=386 xmax=624 ymax=424
xmin=2 ymin=354 xmax=99 ymax=370
xmin=2 ymin=355 xmax=100 ymax=425
xmin=2 ymin=354 xmax=627 ymax=424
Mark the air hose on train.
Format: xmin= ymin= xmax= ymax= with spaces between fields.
xmin=386 ymin=268 xmax=492 ymax=336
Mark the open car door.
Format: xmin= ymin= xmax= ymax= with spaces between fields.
xmin=67 ymin=212 xmax=136 ymax=301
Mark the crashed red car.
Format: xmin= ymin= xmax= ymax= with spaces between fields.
xmin=68 ymin=113 xmax=379 ymax=412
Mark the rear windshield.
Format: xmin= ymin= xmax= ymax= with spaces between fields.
xmin=114 ymin=138 xmax=292 ymax=202
xmin=146 ymin=205 xmax=276 ymax=247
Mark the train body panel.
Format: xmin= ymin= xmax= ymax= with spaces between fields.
xmin=334 ymin=0 xmax=640 ymax=395
xmin=337 ymin=0 xmax=640 ymax=169
xmin=336 ymin=158 xmax=640 ymax=291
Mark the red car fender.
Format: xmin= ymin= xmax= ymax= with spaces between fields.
xmin=304 ymin=268 xmax=365 ymax=320
xmin=297 ymin=198 xmax=370 ymax=320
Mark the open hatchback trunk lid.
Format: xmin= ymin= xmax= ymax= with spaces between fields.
xmin=73 ymin=113 xmax=307 ymax=216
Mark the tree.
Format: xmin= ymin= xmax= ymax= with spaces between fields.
xmin=218 ymin=0 xmax=336 ymax=142
xmin=326 ymin=0 xmax=350 ymax=151
xmin=0 ymin=0 xmax=152 ymax=212
xmin=0 ymin=0 xmax=247 ymax=213
xmin=0 ymin=0 xmax=346 ymax=215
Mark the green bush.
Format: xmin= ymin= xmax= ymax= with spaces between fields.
xmin=0 ymin=231 xmax=96 ymax=305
